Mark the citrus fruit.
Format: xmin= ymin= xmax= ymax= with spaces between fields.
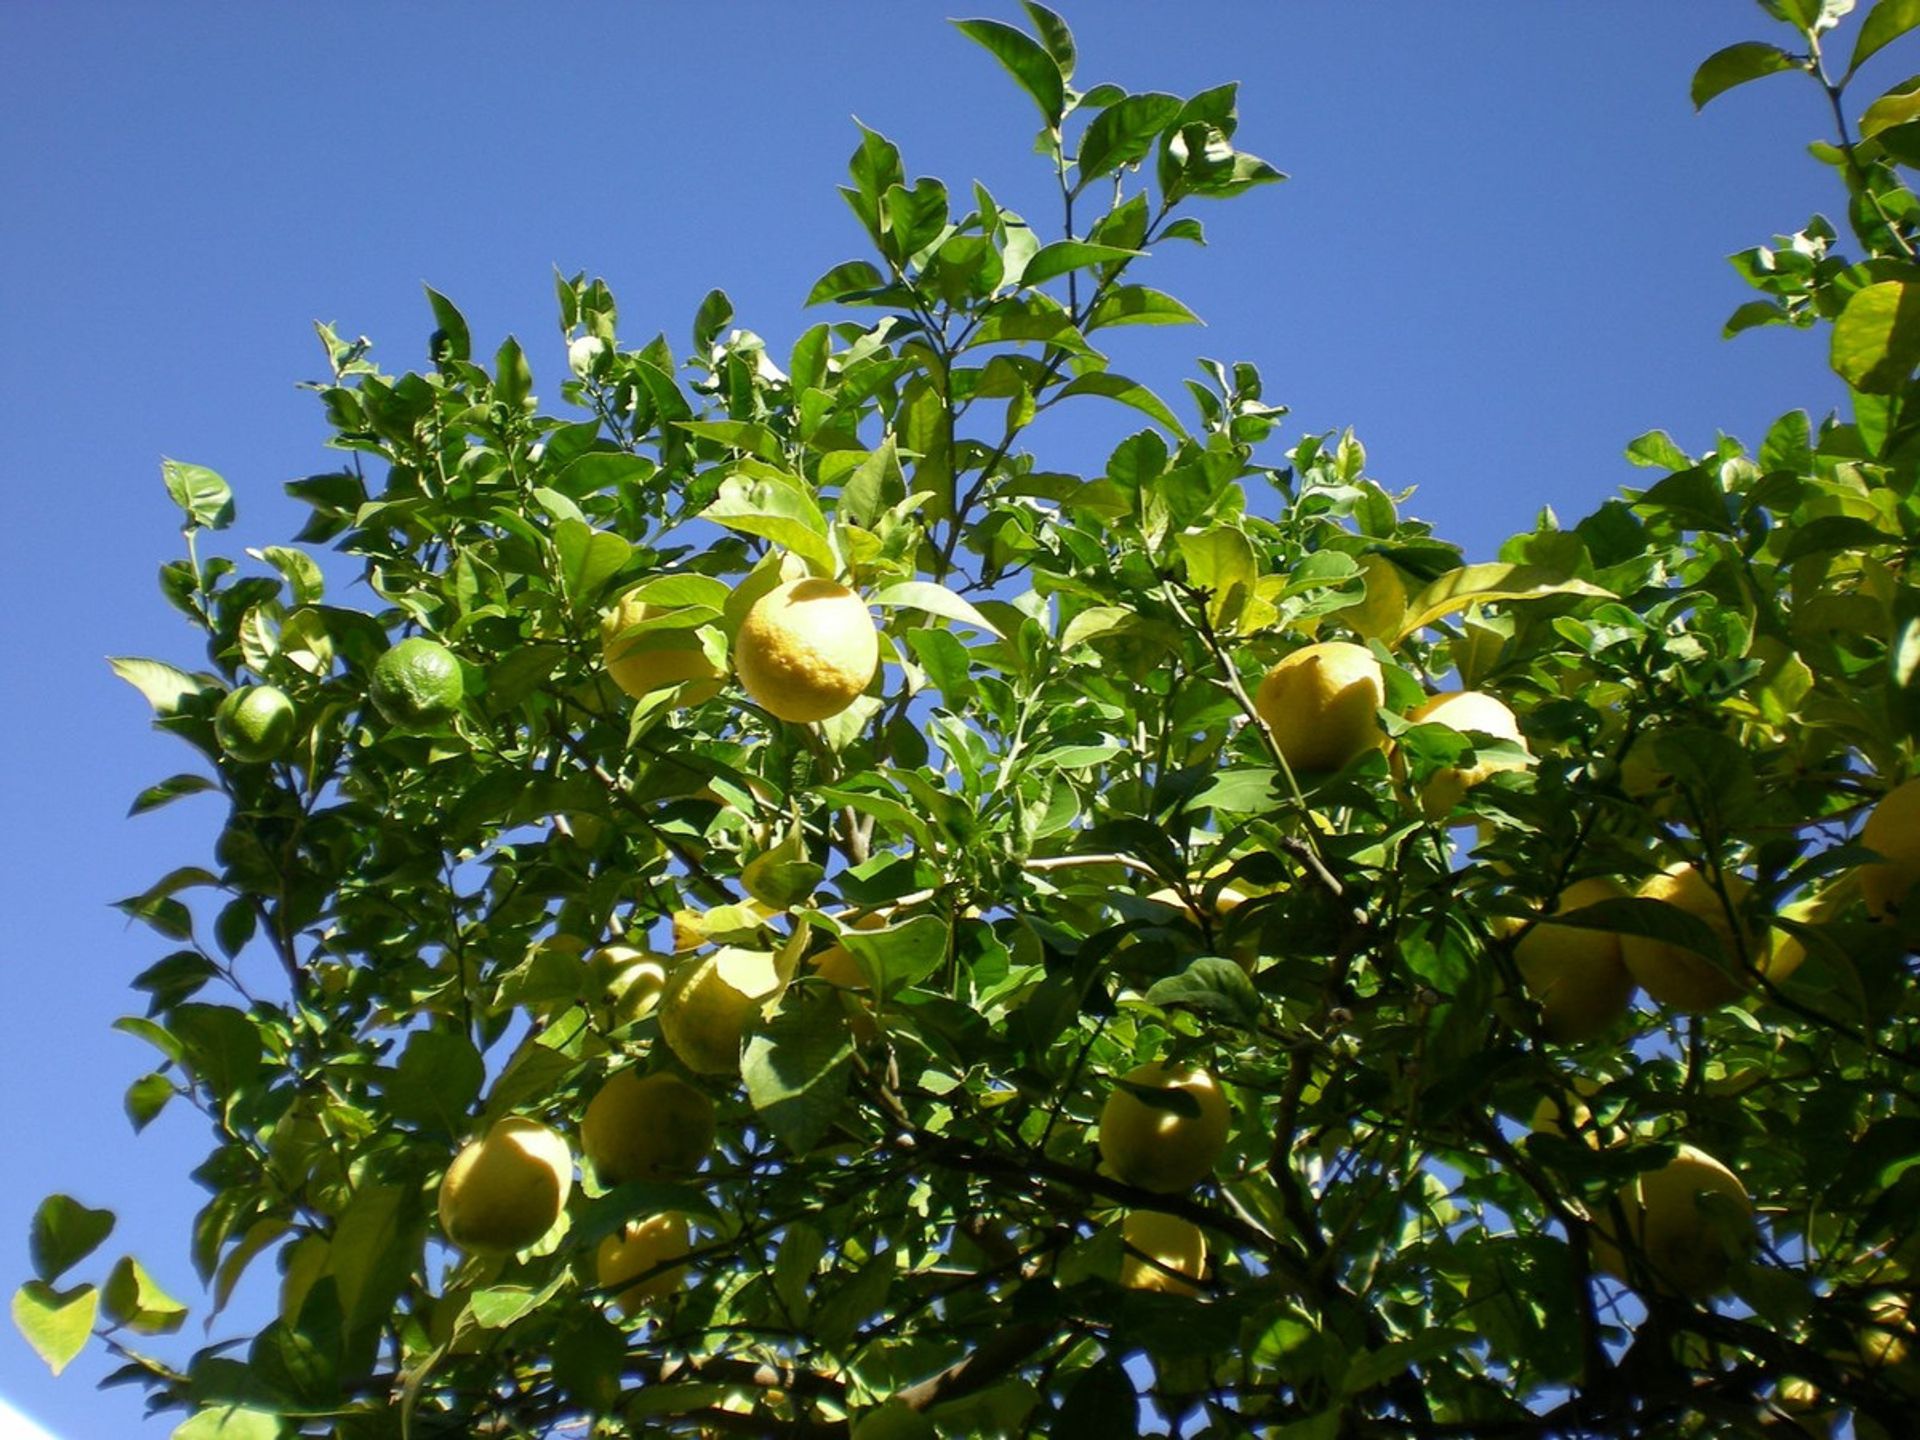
xmin=1514 ymin=876 xmax=1634 ymax=1042
xmin=1252 ymin=641 xmax=1386 ymax=774
xmin=1404 ymin=690 xmax=1530 ymax=817
xmin=1119 ymin=1209 xmax=1208 ymax=1296
xmin=568 ymin=334 xmax=607 ymax=377
xmin=1099 ymin=1061 xmax=1230 ymax=1194
xmin=581 ymin=1070 xmax=716 ymax=1188
xmin=657 ymin=948 xmax=786 ymax=1075
xmin=734 ymin=576 xmax=879 ymax=723
xmin=368 ymin=636 xmax=464 ymax=727
xmin=587 ymin=945 xmax=668 ymax=1029
xmin=1860 ymin=777 xmax=1920 ymax=919
xmin=214 ymin=684 xmax=297 ymax=763
xmin=437 ymin=1117 xmax=573 ymax=1255
xmin=1592 ymin=1143 xmax=1753 ymax=1297
xmin=1619 ymin=863 xmax=1757 ymax=1012
xmin=599 ymin=590 xmax=723 ymax=702
xmin=595 ymin=1212 xmax=692 ymax=1314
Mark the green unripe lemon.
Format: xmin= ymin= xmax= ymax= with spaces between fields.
xmin=214 ymin=685 xmax=297 ymax=763
xmin=369 ymin=637 xmax=464 ymax=728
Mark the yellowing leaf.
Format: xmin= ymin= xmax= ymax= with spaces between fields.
xmin=1397 ymin=564 xmax=1612 ymax=639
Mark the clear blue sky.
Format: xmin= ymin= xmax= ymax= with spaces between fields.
xmin=0 ymin=3 xmax=1877 ymax=1433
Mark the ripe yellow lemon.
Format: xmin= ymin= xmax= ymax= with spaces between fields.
xmin=214 ymin=684 xmax=297 ymax=763
xmin=1529 ymin=1087 xmax=1599 ymax=1145
xmin=1119 ymin=1209 xmax=1208 ymax=1296
xmin=586 ymin=945 xmax=668 ymax=1028
xmin=1593 ymin=1143 xmax=1753 ymax=1297
xmin=599 ymin=591 xmax=723 ymax=702
xmin=1099 ymin=1061 xmax=1230 ymax=1194
xmin=657 ymin=948 xmax=786 ymax=1075
xmin=1514 ymin=877 xmax=1634 ymax=1042
xmin=369 ymin=636 xmax=464 ymax=727
xmin=595 ymin=1212 xmax=692 ymax=1314
xmin=1253 ymin=641 xmax=1386 ymax=774
xmin=1861 ymin=777 xmax=1920 ymax=918
xmin=437 ymin=1118 xmax=573 ymax=1255
xmin=581 ymin=1070 xmax=716 ymax=1188
xmin=1404 ymin=690 xmax=1530 ymax=817
xmin=1619 ymin=863 xmax=1757 ymax=1012
xmin=734 ymin=577 xmax=879 ymax=723
xmin=1334 ymin=553 xmax=1408 ymax=644
xmin=1147 ymin=885 xmax=1259 ymax=973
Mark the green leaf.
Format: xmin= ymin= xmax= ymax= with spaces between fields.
xmin=838 ymin=913 xmax=950 ymax=995
xmin=171 ymin=1406 xmax=287 ymax=1440
xmin=1861 ymin=74 xmax=1920 ymax=136
xmin=1143 ymin=956 xmax=1262 ymax=1026
xmin=1086 ymin=285 xmax=1200 ymax=331
xmin=1019 ymin=239 xmax=1146 ymax=288
xmin=381 ymin=1029 xmax=484 ymax=1135
xmin=1544 ymin=897 xmax=1730 ymax=964
xmin=1056 ymin=372 xmax=1188 ymax=435
xmin=469 ymin=1275 xmax=568 ymax=1329
xmin=1078 ymin=93 xmax=1184 ymax=187
xmin=111 ymin=657 xmax=213 ymax=718
xmin=1624 ymin=430 xmax=1692 ymax=470
xmin=1189 ymin=767 xmax=1279 ymax=813
xmin=1176 ymin=527 xmax=1257 ymax=628
xmin=1851 ymin=0 xmax=1920 ymax=75
xmin=742 ymin=987 xmax=856 ymax=1153
xmin=702 ymin=471 xmax=836 ymax=576
xmin=102 ymin=1256 xmax=188 ymax=1335
xmin=12 ymin=1281 xmax=96 ymax=1376
xmin=1832 ymin=280 xmax=1920 ymax=392
xmin=953 ymin=18 xmax=1066 ymax=125
xmin=673 ymin=419 xmax=785 ymax=462
xmin=1690 ymin=42 xmax=1800 ymax=110
xmin=1021 ymin=1 xmax=1076 ymax=77
xmin=253 ymin=546 xmax=324 ymax=606
xmin=1397 ymin=564 xmax=1611 ymax=638
xmin=163 ymin=459 xmax=235 ymax=531
xmin=30 ymin=1195 xmax=115 ymax=1284
xmin=493 ymin=334 xmax=532 ymax=409
xmin=553 ymin=519 xmax=632 ymax=607
xmin=869 ymin=580 xmax=1004 ymax=637
xmin=1778 ymin=513 xmax=1901 ymax=560
xmin=129 ymin=772 xmax=217 ymax=816
xmin=424 ymin=285 xmax=470 ymax=363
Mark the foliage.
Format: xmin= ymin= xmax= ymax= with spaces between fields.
xmin=21 ymin=2 xmax=1920 ymax=1436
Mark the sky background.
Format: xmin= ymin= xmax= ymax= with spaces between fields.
xmin=0 ymin=2 xmax=1885 ymax=1434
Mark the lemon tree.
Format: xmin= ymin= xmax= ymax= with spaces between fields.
xmin=25 ymin=4 xmax=1920 ymax=1436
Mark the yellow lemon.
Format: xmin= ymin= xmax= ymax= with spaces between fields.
xmin=437 ymin=1118 xmax=573 ymax=1255
xmin=1404 ymin=690 xmax=1530 ymax=818
xmin=1514 ymin=877 xmax=1635 ymax=1042
xmin=1620 ymin=863 xmax=1757 ymax=1012
xmin=734 ymin=577 xmax=879 ymax=723
xmin=1252 ymin=641 xmax=1386 ymax=775
xmin=596 ymin=1212 xmax=692 ymax=1314
xmin=1593 ymin=1144 xmax=1754 ymax=1297
xmin=586 ymin=945 xmax=669 ymax=1028
xmin=1861 ymin=777 xmax=1920 ymax=919
xmin=581 ymin=1070 xmax=716 ymax=1188
xmin=600 ymin=590 xmax=723 ymax=702
xmin=658 ymin=948 xmax=786 ymax=1075
xmin=1098 ymin=1062 xmax=1230 ymax=1194
xmin=1119 ymin=1209 xmax=1208 ymax=1296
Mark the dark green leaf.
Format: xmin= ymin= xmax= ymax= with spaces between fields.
xmin=1086 ymin=285 xmax=1200 ymax=331
xmin=380 ymin=1029 xmax=484 ymax=1135
xmin=1056 ymin=372 xmax=1187 ymax=434
xmin=424 ymin=286 xmax=471 ymax=363
xmin=130 ymin=772 xmax=217 ymax=816
xmin=742 ymin=987 xmax=855 ymax=1153
xmin=1852 ymin=0 xmax=1920 ymax=75
xmin=1021 ymin=1 xmax=1076 ymax=77
xmin=1078 ymin=93 xmax=1184 ymax=186
xmin=954 ymin=18 xmax=1066 ymax=125
xmin=1143 ymin=956 xmax=1262 ymax=1026
xmin=1690 ymin=42 xmax=1800 ymax=110
xmin=1020 ymin=239 xmax=1146 ymax=288
xmin=102 ymin=1256 xmax=188 ymax=1335
xmin=30 ymin=1196 xmax=115 ymax=1284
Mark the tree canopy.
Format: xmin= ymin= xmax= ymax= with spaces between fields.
xmin=18 ymin=3 xmax=1920 ymax=1437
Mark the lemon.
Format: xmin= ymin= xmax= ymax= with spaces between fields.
xmin=581 ymin=1070 xmax=715 ymax=1187
xmin=437 ymin=1118 xmax=573 ymax=1255
xmin=1619 ymin=863 xmax=1756 ymax=1012
xmin=1098 ymin=1061 xmax=1230 ymax=1194
xmin=214 ymin=684 xmax=297 ymax=763
xmin=1404 ymin=690 xmax=1530 ymax=817
xmin=657 ymin=948 xmax=786 ymax=1075
xmin=595 ymin=1212 xmax=692 ymax=1314
xmin=586 ymin=945 xmax=668 ymax=1028
xmin=734 ymin=577 xmax=879 ymax=723
xmin=1529 ymin=1086 xmax=1600 ymax=1145
xmin=1147 ymin=885 xmax=1259 ymax=973
xmin=1334 ymin=553 xmax=1408 ymax=644
xmin=1514 ymin=877 xmax=1634 ymax=1042
xmin=1252 ymin=641 xmax=1386 ymax=774
xmin=600 ymin=591 xmax=723 ymax=702
xmin=1119 ymin=1209 xmax=1208 ymax=1296
xmin=1861 ymin=777 xmax=1920 ymax=919
xmin=369 ymin=637 xmax=464 ymax=727
xmin=1592 ymin=1143 xmax=1753 ymax=1297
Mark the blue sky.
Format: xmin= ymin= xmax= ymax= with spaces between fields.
xmin=0 ymin=2 xmax=1879 ymax=1433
